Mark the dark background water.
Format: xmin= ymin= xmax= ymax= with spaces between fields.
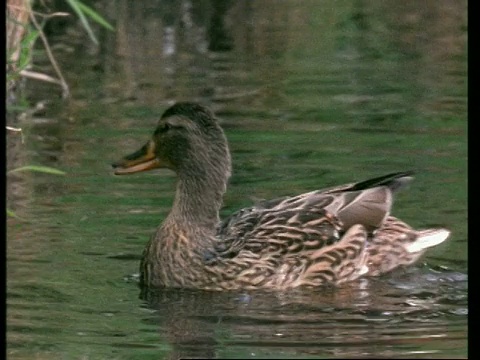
xmin=7 ymin=0 xmax=467 ymax=359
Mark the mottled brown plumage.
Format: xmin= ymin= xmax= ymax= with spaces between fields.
xmin=112 ymin=102 xmax=450 ymax=291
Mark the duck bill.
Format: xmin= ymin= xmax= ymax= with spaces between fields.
xmin=112 ymin=140 xmax=162 ymax=175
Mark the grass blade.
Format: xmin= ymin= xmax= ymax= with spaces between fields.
xmin=8 ymin=165 xmax=66 ymax=175
xmin=76 ymin=1 xmax=114 ymax=31
xmin=65 ymin=0 xmax=114 ymax=45
xmin=66 ymin=0 xmax=99 ymax=44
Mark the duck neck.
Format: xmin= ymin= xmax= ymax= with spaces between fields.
xmin=167 ymin=171 xmax=227 ymax=231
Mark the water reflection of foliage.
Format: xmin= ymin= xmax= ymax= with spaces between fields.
xmin=6 ymin=0 xmax=114 ymax=108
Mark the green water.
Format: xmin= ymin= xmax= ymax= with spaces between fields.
xmin=7 ymin=1 xmax=467 ymax=358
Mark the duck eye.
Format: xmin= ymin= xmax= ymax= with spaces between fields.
xmin=155 ymin=123 xmax=171 ymax=135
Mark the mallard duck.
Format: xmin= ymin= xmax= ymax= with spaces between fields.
xmin=112 ymin=102 xmax=450 ymax=291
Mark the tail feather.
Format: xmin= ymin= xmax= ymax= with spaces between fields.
xmin=325 ymin=171 xmax=415 ymax=232
xmin=405 ymin=229 xmax=450 ymax=253
xmin=345 ymin=171 xmax=415 ymax=193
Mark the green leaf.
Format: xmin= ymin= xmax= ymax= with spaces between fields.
xmin=75 ymin=1 xmax=114 ymax=31
xmin=6 ymin=104 xmax=29 ymax=113
xmin=7 ymin=209 xmax=28 ymax=221
xmin=8 ymin=165 xmax=66 ymax=175
xmin=66 ymin=0 xmax=99 ymax=45
xmin=18 ymin=31 xmax=38 ymax=70
xmin=66 ymin=0 xmax=114 ymax=45
xmin=7 ymin=209 xmax=17 ymax=218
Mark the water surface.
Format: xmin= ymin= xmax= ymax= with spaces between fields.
xmin=7 ymin=1 xmax=467 ymax=358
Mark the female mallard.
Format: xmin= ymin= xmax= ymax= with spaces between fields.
xmin=113 ymin=102 xmax=450 ymax=291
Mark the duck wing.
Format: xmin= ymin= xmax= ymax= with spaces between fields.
xmin=213 ymin=171 xmax=414 ymax=262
